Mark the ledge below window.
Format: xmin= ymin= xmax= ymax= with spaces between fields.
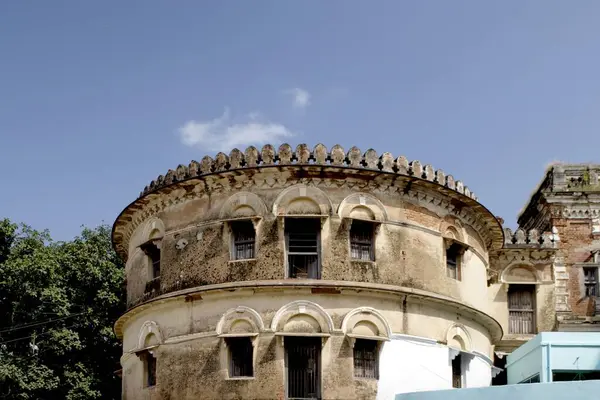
xmin=218 ymin=332 xmax=259 ymax=338
xmin=228 ymin=258 xmax=257 ymax=264
xmin=346 ymin=333 xmax=389 ymax=348
xmin=274 ymin=332 xmax=330 ymax=346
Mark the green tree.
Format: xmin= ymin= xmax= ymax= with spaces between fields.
xmin=0 ymin=219 xmax=124 ymax=399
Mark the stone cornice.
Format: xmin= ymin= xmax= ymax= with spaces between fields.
xmin=113 ymin=280 xmax=503 ymax=344
xmin=112 ymin=164 xmax=504 ymax=260
xmin=518 ymin=163 xmax=600 ymax=228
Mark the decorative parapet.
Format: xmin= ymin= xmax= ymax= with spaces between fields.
xmin=502 ymin=227 xmax=558 ymax=248
xmin=551 ymin=164 xmax=600 ymax=192
xmin=138 ymin=143 xmax=479 ymax=201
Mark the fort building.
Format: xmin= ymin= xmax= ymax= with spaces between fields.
xmin=112 ymin=144 xmax=600 ymax=399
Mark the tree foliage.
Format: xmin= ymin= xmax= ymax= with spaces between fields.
xmin=0 ymin=219 xmax=125 ymax=399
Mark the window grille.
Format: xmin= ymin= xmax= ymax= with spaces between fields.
xmin=141 ymin=242 xmax=161 ymax=279
xmin=350 ymin=221 xmax=374 ymax=261
xmin=584 ymin=267 xmax=598 ymax=297
xmin=286 ymin=219 xmax=320 ymax=279
xmin=286 ymin=337 xmax=321 ymax=400
xmin=452 ymin=353 xmax=462 ymax=388
xmin=508 ymin=285 xmax=535 ymax=334
xmin=226 ymin=337 xmax=254 ymax=377
xmin=446 ymin=243 xmax=462 ymax=280
xmin=231 ymin=221 xmax=256 ymax=260
xmin=353 ymin=339 xmax=379 ymax=379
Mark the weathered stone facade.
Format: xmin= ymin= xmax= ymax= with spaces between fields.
xmin=112 ymin=145 xmax=598 ymax=398
xmin=517 ymin=164 xmax=600 ymax=332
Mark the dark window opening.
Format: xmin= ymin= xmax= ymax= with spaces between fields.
xmin=226 ymin=337 xmax=254 ymax=378
xmin=350 ymin=221 xmax=375 ymax=261
xmin=231 ymin=221 xmax=256 ymax=260
xmin=446 ymin=242 xmax=462 ymax=280
xmin=553 ymin=370 xmax=600 ymax=381
xmin=519 ymin=373 xmax=540 ymax=384
xmin=584 ymin=267 xmax=598 ymax=297
xmin=508 ymin=285 xmax=535 ymax=334
xmin=141 ymin=241 xmax=161 ymax=279
xmin=286 ymin=337 xmax=321 ymax=400
xmin=353 ymin=339 xmax=379 ymax=379
xmin=452 ymin=354 xmax=462 ymax=388
xmin=286 ymin=218 xmax=321 ymax=279
xmin=491 ymin=353 xmax=506 ymax=386
xmin=142 ymin=351 xmax=156 ymax=387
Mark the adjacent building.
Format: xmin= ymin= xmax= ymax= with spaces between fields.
xmin=112 ymin=145 xmax=600 ymax=399
xmin=506 ymin=332 xmax=600 ymax=384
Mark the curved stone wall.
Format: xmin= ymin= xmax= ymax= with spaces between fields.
xmin=118 ymin=286 xmax=499 ymax=400
xmin=113 ymin=144 xmax=505 ymax=400
xmin=121 ymin=177 xmax=498 ymax=311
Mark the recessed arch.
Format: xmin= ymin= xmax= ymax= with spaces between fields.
xmin=272 ymin=185 xmax=333 ymax=217
xmin=271 ymin=300 xmax=334 ymax=334
xmin=338 ymin=193 xmax=387 ymax=222
xmin=341 ymin=307 xmax=392 ymax=339
xmin=445 ymin=323 xmax=472 ymax=352
xmin=142 ymin=218 xmax=165 ymax=242
xmin=219 ymin=192 xmax=268 ymax=220
xmin=130 ymin=218 xmax=166 ymax=254
xmin=216 ymin=306 xmax=264 ymax=335
xmin=501 ymin=263 xmax=541 ymax=284
xmin=440 ymin=216 xmax=465 ymax=242
xmin=137 ymin=321 xmax=163 ymax=350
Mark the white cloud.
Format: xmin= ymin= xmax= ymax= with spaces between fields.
xmin=179 ymin=108 xmax=294 ymax=152
xmin=285 ymin=88 xmax=311 ymax=109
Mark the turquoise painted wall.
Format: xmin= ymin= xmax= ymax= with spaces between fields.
xmin=394 ymin=381 xmax=600 ymax=400
xmin=506 ymin=332 xmax=600 ymax=384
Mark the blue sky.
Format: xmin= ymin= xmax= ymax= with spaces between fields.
xmin=1 ymin=1 xmax=600 ymax=240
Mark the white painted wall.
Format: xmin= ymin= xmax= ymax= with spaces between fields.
xmin=377 ymin=335 xmax=492 ymax=400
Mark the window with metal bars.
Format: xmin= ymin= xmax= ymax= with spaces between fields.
xmin=584 ymin=267 xmax=598 ymax=297
xmin=353 ymin=339 xmax=379 ymax=379
xmin=446 ymin=242 xmax=462 ymax=280
xmin=142 ymin=351 xmax=156 ymax=387
xmin=285 ymin=218 xmax=320 ymax=279
xmin=286 ymin=337 xmax=321 ymax=400
xmin=231 ymin=221 xmax=256 ymax=260
xmin=508 ymin=285 xmax=535 ymax=334
xmin=350 ymin=221 xmax=375 ymax=261
xmin=141 ymin=241 xmax=161 ymax=279
xmin=452 ymin=354 xmax=462 ymax=388
xmin=226 ymin=337 xmax=254 ymax=378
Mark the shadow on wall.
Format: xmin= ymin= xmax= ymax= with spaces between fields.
xmin=394 ymin=380 xmax=600 ymax=400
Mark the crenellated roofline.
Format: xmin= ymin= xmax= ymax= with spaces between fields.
xmin=112 ymin=143 xmax=505 ymax=260
xmin=138 ymin=143 xmax=480 ymax=200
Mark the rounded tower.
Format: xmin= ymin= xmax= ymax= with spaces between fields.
xmin=113 ymin=144 xmax=503 ymax=399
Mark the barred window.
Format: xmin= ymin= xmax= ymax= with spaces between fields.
xmin=446 ymin=242 xmax=462 ymax=280
xmin=227 ymin=337 xmax=254 ymax=378
xmin=141 ymin=241 xmax=161 ymax=279
xmin=353 ymin=339 xmax=379 ymax=379
xmin=584 ymin=267 xmax=598 ymax=297
xmin=142 ymin=351 xmax=156 ymax=387
xmin=286 ymin=218 xmax=321 ymax=279
xmin=350 ymin=221 xmax=375 ymax=261
xmin=231 ymin=221 xmax=256 ymax=260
